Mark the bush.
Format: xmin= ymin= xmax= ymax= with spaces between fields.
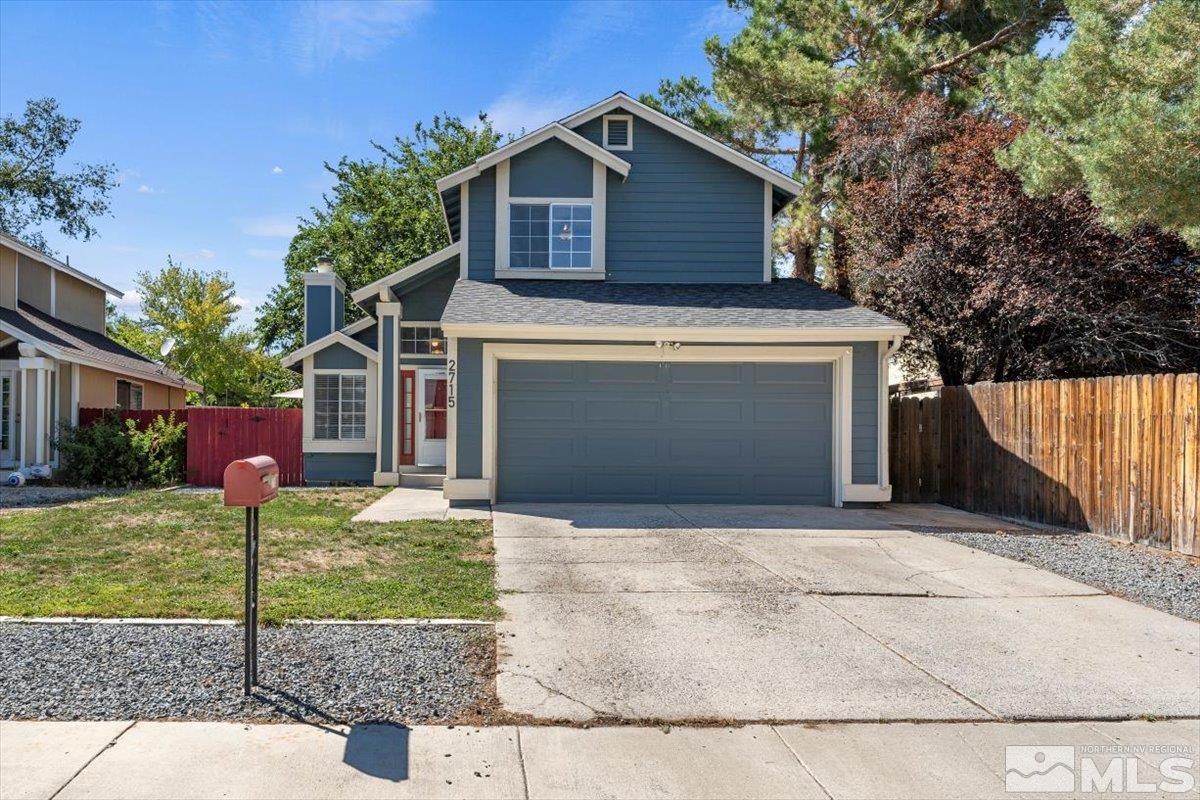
xmin=55 ymin=412 xmax=187 ymax=487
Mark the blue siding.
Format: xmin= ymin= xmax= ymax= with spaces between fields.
xmin=351 ymin=324 xmax=377 ymax=349
xmin=304 ymin=452 xmax=375 ymax=485
xmin=398 ymin=267 xmax=456 ymax=321
xmin=574 ymin=109 xmax=766 ymax=283
xmin=467 ymin=168 xmax=496 ymax=280
xmin=509 ymin=138 xmax=593 ymax=198
xmin=305 ymin=285 xmax=332 ymax=343
xmin=453 ymin=338 xmax=881 ymax=490
xmin=313 ymin=343 xmax=367 ymax=370
xmin=851 ymin=341 xmax=879 ymax=484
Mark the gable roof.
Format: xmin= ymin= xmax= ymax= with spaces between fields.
xmin=281 ymin=330 xmax=379 ymax=369
xmin=0 ymin=231 xmax=124 ymax=298
xmin=0 ymin=301 xmax=203 ymax=392
xmin=441 ymin=279 xmax=906 ymax=339
xmin=349 ymin=240 xmax=462 ymax=305
xmin=434 ymin=123 xmax=632 ymax=193
xmin=560 ymin=92 xmax=803 ymax=196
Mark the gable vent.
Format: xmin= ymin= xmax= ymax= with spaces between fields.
xmin=603 ymin=114 xmax=632 ymax=151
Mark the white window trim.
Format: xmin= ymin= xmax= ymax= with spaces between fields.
xmin=441 ymin=343 xmax=863 ymax=506
xmin=302 ymin=359 xmax=377 ymax=453
xmin=602 ymin=114 xmax=633 ymax=151
xmin=494 ymin=158 xmax=607 ymax=279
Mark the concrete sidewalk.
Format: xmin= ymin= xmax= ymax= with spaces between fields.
xmin=3 ymin=719 xmax=1197 ymax=799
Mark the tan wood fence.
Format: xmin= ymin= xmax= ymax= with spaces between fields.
xmin=889 ymin=373 xmax=1199 ymax=555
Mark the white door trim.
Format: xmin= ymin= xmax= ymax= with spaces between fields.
xmin=470 ymin=343 xmax=854 ymax=506
xmin=416 ymin=367 xmax=448 ymax=468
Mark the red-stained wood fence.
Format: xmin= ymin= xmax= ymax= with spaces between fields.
xmin=890 ymin=373 xmax=1199 ymax=556
xmin=79 ymin=407 xmax=304 ymax=486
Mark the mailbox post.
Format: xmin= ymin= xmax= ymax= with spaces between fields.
xmin=223 ymin=456 xmax=279 ymax=695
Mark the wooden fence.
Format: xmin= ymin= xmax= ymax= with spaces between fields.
xmin=889 ymin=373 xmax=1199 ymax=556
xmin=80 ymin=407 xmax=304 ymax=486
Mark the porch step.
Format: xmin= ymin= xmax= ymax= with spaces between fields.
xmin=400 ymin=472 xmax=445 ymax=489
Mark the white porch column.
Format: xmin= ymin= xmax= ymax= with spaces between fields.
xmin=17 ymin=352 xmax=53 ymax=466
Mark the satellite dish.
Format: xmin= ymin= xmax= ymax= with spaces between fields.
xmin=160 ymin=338 xmax=177 ymax=359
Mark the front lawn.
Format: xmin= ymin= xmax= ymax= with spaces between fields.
xmin=0 ymin=489 xmax=497 ymax=622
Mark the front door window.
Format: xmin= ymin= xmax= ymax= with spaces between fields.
xmin=415 ymin=370 xmax=448 ymax=467
xmin=424 ymin=378 xmax=447 ymax=441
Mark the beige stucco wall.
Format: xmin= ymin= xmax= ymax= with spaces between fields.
xmin=0 ymin=245 xmax=16 ymax=309
xmin=77 ymin=365 xmax=187 ymax=410
xmin=54 ymin=271 xmax=106 ymax=332
xmin=16 ymin=254 xmax=51 ymax=314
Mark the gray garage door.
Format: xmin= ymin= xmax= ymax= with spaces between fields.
xmin=496 ymin=360 xmax=833 ymax=504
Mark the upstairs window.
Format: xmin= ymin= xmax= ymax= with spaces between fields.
xmin=510 ymin=202 xmax=592 ymax=269
xmin=400 ymin=326 xmax=446 ymax=355
xmin=603 ymin=114 xmax=633 ymax=150
xmin=314 ymin=373 xmax=366 ymax=440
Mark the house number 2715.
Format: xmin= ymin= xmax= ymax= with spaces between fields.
xmin=446 ymin=359 xmax=456 ymax=409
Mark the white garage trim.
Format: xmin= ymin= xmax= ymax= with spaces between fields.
xmin=463 ymin=343 xmax=856 ymax=506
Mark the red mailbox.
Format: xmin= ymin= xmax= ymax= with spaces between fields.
xmin=223 ymin=456 xmax=279 ymax=507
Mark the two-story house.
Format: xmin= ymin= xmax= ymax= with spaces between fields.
xmin=0 ymin=232 xmax=201 ymax=473
xmin=283 ymin=93 xmax=907 ymax=506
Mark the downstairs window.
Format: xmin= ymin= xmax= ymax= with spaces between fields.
xmin=313 ymin=373 xmax=366 ymax=440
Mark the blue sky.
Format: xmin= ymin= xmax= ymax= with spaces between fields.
xmin=0 ymin=0 xmax=740 ymax=324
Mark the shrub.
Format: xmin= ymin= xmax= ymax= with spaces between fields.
xmin=55 ymin=412 xmax=187 ymax=487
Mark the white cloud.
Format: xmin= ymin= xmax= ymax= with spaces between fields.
xmin=689 ymin=1 xmax=745 ymax=40
xmin=286 ymin=0 xmax=431 ymax=71
xmin=238 ymin=214 xmax=298 ymax=238
xmin=485 ymin=92 xmax=581 ymax=137
xmin=112 ymin=289 xmax=144 ymax=316
xmin=136 ymin=184 xmax=158 ymax=194
xmin=179 ymin=248 xmax=216 ymax=261
xmin=231 ymin=295 xmax=250 ymax=308
xmin=271 ymin=165 xmax=284 ymax=174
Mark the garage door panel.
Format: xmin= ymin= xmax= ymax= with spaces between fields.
xmin=752 ymin=362 xmax=830 ymax=385
xmin=500 ymin=361 xmax=577 ymax=384
xmin=497 ymin=360 xmax=833 ymax=505
xmin=503 ymin=399 xmax=576 ymax=422
xmin=667 ymin=399 xmax=745 ymax=423
xmin=584 ymin=398 xmax=661 ymax=423
xmin=584 ymin=436 xmax=658 ymax=465
xmin=668 ymin=363 xmax=744 ymax=385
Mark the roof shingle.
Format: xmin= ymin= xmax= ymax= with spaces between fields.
xmin=441 ymin=279 xmax=903 ymax=331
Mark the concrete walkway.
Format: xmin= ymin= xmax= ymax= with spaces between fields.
xmin=352 ymin=487 xmax=490 ymax=522
xmin=3 ymin=718 xmax=1197 ymax=799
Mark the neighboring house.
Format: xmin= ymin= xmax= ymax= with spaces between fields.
xmin=0 ymin=233 xmax=201 ymax=472
xmin=283 ymin=93 xmax=908 ymax=506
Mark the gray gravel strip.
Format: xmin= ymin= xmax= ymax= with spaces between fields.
xmin=921 ymin=529 xmax=1200 ymax=621
xmin=0 ymin=486 xmax=115 ymax=510
xmin=0 ymin=622 xmax=494 ymax=724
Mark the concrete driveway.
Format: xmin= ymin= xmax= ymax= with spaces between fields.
xmin=493 ymin=504 xmax=1200 ymax=723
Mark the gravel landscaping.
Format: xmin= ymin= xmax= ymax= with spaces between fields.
xmin=0 ymin=622 xmax=496 ymax=724
xmin=0 ymin=486 xmax=116 ymax=510
xmin=924 ymin=529 xmax=1200 ymax=621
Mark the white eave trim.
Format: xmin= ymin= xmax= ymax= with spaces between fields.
xmin=439 ymin=322 xmax=910 ymax=342
xmin=281 ymin=330 xmax=380 ymax=369
xmin=0 ymin=320 xmax=203 ymax=392
xmin=434 ymin=123 xmax=632 ymax=193
xmin=339 ymin=316 xmax=376 ymax=337
xmin=0 ymin=231 xmax=124 ymax=298
xmin=349 ymin=241 xmax=462 ymax=304
xmin=560 ymin=93 xmax=804 ymax=196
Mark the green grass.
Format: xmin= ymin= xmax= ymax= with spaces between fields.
xmin=0 ymin=489 xmax=497 ymax=623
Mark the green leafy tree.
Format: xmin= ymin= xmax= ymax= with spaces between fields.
xmin=995 ymin=0 xmax=1200 ymax=247
xmin=110 ymin=259 xmax=296 ymax=406
xmin=0 ymin=98 xmax=117 ymax=252
xmin=644 ymin=0 xmax=1067 ymax=285
xmin=257 ymin=115 xmax=504 ymax=352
